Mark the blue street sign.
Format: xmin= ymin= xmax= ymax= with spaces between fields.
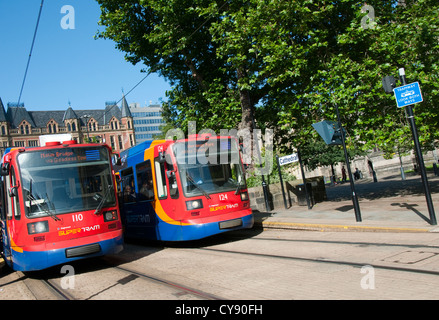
xmin=393 ymin=82 xmax=423 ymax=108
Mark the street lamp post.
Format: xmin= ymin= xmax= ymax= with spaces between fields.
xmin=80 ymin=115 xmax=90 ymax=142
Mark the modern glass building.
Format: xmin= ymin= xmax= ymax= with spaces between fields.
xmin=129 ymin=103 xmax=165 ymax=143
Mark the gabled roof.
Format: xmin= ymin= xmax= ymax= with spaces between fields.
xmin=6 ymin=106 xmax=36 ymax=128
xmin=29 ymin=111 xmax=66 ymax=127
xmin=63 ymin=107 xmax=78 ymax=121
xmin=104 ymin=102 xmax=121 ymax=124
xmin=1 ymin=97 xmax=132 ymax=128
xmin=0 ymin=98 xmax=7 ymax=122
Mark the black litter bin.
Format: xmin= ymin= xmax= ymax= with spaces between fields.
xmin=296 ymin=183 xmax=313 ymax=206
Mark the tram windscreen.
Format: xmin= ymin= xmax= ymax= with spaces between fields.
xmin=18 ymin=146 xmax=116 ymax=217
xmin=173 ymin=138 xmax=246 ymax=197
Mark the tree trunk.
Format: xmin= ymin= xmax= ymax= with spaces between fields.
xmin=237 ymin=68 xmax=253 ymax=132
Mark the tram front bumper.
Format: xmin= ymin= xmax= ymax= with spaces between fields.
xmin=10 ymin=230 xmax=123 ymax=271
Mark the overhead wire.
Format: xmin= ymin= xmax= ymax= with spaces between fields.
xmin=17 ymin=0 xmax=44 ymax=107
xmin=12 ymin=1 xmax=229 ymax=129
xmin=94 ymin=1 xmax=229 ymax=124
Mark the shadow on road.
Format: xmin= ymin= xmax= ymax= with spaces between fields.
xmin=326 ymin=174 xmax=439 ymax=202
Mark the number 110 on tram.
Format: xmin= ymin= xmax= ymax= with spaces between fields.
xmin=0 ymin=139 xmax=123 ymax=271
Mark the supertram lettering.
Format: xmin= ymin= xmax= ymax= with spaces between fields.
xmin=209 ymin=203 xmax=238 ymax=212
xmin=81 ymin=225 xmax=100 ymax=232
xmin=58 ymin=225 xmax=100 ymax=236
xmin=59 ymin=228 xmax=81 ymax=236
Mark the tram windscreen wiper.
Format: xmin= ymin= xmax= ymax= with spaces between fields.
xmin=27 ymin=193 xmax=60 ymax=221
xmin=234 ymin=181 xmax=242 ymax=195
xmin=93 ymin=184 xmax=112 ymax=215
xmin=186 ymin=172 xmax=211 ymax=199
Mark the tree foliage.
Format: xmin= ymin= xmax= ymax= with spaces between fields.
xmin=96 ymin=0 xmax=439 ymax=161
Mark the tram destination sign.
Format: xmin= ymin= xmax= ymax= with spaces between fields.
xmin=278 ymin=153 xmax=299 ymax=166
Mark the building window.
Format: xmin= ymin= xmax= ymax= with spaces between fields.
xmin=14 ymin=141 xmax=25 ymax=147
xmin=47 ymin=120 xmax=57 ymax=133
xmin=110 ymin=119 xmax=119 ymax=130
xmin=110 ymin=136 xmax=115 ymax=150
xmin=88 ymin=119 xmax=98 ymax=132
xmin=118 ymin=135 xmax=123 ymax=150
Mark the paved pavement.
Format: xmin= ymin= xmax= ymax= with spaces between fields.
xmin=253 ymin=172 xmax=439 ymax=233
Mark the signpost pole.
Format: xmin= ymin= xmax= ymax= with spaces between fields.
xmin=335 ymin=104 xmax=362 ymax=222
xmin=276 ymin=155 xmax=288 ymax=209
xmin=398 ymin=68 xmax=437 ymax=225
xmin=297 ymin=148 xmax=311 ymax=210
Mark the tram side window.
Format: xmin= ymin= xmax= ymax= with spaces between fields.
xmin=0 ymin=178 xmax=6 ymax=220
xmin=136 ymin=160 xmax=154 ymax=201
xmin=10 ymin=167 xmax=20 ymax=220
xmin=167 ymin=162 xmax=179 ymax=199
xmin=121 ymin=167 xmax=136 ymax=203
xmin=154 ymin=159 xmax=167 ymax=199
xmin=4 ymin=174 xmax=12 ymax=220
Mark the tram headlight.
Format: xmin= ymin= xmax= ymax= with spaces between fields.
xmin=27 ymin=221 xmax=49 ymax=234
xmin=186 ymin=199 xmax=203 ymax=210
xmin=240 ymin=191 xmax=249 ymax=201
xmin=104 ymin=210 xmax=118 ymax=222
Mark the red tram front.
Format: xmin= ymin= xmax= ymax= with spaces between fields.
xmin=0 ymin=140 xmax=123 ymax=271
xmin=118 ymin=135 xmax=254 ymax=241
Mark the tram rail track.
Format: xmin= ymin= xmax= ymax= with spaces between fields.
xmin=111 ymin=264 xmax=225 ymax=300
xmin=19 ymin=271 xmax=74 ymax=300
xmin=223 ymin=231 xmax=439 ymax=250
xmin=197 ymin=246 xmax=439 ymax=276
xmin=16 ymin=255 xmax=226 ymax=300
xmin=8 ymin=229 xmax=439 ymax=300
xmin=191 ymin=231 xmax=439 ymax=278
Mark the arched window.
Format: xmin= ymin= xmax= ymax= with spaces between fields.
xmin=88 ymin=118 xmax=98 ymax=132
xmin=47 ymin=120 xmax=58 ymax=133
xmin=110 ymin=118 xmax=119 ymax=131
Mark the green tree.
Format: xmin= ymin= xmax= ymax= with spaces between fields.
xmin=96 ymin=0 xmax=250 ymax=133
xmin=96 ymin=0 xmax=439 ymax=158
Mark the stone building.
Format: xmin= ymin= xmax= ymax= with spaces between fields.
xmin=0 ymin=95 xmax=135 ymax=157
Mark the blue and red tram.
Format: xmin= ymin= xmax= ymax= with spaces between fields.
xmin=0 ymin=137 xmax=123 ymax=271
xmin=116 ymin=134 xmax=254 ymax=241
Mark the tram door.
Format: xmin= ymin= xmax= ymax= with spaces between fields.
xmin=0 ymin=176 xmax=6 ymax=259
xmin=0 ymin=170 xmax=14 ymax=265
xmin=120 ymin=161 xmax=155 ymax=238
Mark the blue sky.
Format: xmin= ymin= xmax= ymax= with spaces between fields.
xmin=0 ymin=0 xmax=171 ymax=111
